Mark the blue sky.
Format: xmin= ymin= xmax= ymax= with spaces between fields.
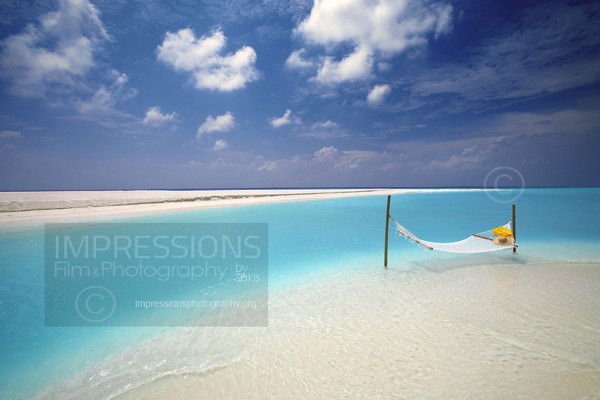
xmin=0 ymin=0 xmax=599 ymax=189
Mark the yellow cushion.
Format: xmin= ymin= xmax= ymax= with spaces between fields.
xmin=492 ymin=226 xmax=513 ymax=237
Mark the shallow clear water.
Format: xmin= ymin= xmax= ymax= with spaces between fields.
xmin=1 ymin=189 xmax=599 ymax=398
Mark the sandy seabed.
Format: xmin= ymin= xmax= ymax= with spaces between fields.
xmin=33 ymin=260 xmax=600 ymax=400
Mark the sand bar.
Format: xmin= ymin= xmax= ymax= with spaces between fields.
xmin=0 ymin=188 xmax=480 ymax=226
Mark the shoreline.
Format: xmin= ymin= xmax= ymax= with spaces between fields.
xmin=0 ymin=188 xmax=482 ymax=226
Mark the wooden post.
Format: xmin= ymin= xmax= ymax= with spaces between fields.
xmin=384 ymin=195 xmax=391 ymax=267
xmin=512 ymin=203 xmax=517 ymax=253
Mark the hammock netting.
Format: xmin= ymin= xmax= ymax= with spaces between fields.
xmin=392 ymin=218 xmax=517 ymax=253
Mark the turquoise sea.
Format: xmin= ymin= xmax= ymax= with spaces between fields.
xmin=1 ymin=188 xmax=599 ymax=399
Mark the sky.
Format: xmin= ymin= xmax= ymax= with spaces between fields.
xmin=0 ymin=0 xmax=599 ymax=190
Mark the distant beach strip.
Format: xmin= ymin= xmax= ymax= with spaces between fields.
xmin=0 ymin=188 xmax=483 ymax=225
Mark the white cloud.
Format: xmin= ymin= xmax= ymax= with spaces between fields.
xmin=143 ymin=106 xmax=177 ymax=126
xmin=294 ymin=0 xmax=452 ymax=84
xmin=179 ymin=145 xmax=408 ymax=187
xmin=255 ymin=145 xmax=388 ymax=176
xmin=418 ymin=137 xmax=507 ymax=171
xmin=0 ymin=0 xmax=109 ymax=97
xmin=213 ymin=139 xmax=228 ymax=151
xmin=75 ymin=86 xmax=114 ymax=115
xmin=377 ymin=62 xmax=392 ymax=72
xmin=314 ymin=145 xmax=339 ymax=159
xmin=406 ymin=2 xmax=600 ymax=111
xmin=186 ymin=160 xmax=205 ymax=168
xmin=367 ymin=84 xmax=391 ymax=105
xmin=0 ymin=1 xmax=144 ymax=131
xmin=285 ymin=49 xmax=314 ymax=69
xmin=333 ymin=149 xmax=383 ymax=169
xmin=491 ymin=109 xmax=600 ymax=137
xmin=314 ymin=45 xmax=373 ymax=84
xmin=257 ymin=159 xmax=278 ymax=172
xmin=0 ymin=130 xmax=22 ymax=139
xmin=108 ymin=69 xmax=133 ymax=92
xmin=301 ymin=120 xmax=348 ymax=139
xmin=312 ymin=120 xmax=339 ymax=130
xmin=269 ymin=109 xmax=301 ymax=128
xmin=196 ymin=111 xmax=235 ymax=138
xmin=74 ymin=70 xmax=137 ymax=116
xmin=157 ymin=28 xmax=259 ymax=92
xmin=297 ymin=0 xmax=452 ymax=52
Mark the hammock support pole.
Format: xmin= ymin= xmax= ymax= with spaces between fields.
xmin=384 ymin=195 xmax=391 ymax=267
xmin=512 ymin=204 xmax=516 ymax=253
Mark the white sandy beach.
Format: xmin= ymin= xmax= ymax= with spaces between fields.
xmin=0 ymin=188 xmax=480 ymax=225
xmin=33 ymin=260 xmax=600 ymax=400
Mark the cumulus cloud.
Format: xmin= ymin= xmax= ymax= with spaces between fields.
xmin=301 ymin=120 xmax=348 ymax=139
xmin=312 ymin=120 xmax=339 ymax=130
xmin=256 ymin=145 xmax=388 ymax=175
xmin=285 ymin=49 xmax=314 ymax=69
xmin=0 ymin=0 xmax=109 ymax=97
xmin=314 ymin=45 xmax=373 ymax=84
xmin=367 ymin=84 xmax=391 ymax=105
xmin=297 ymin=0 xmax=452 ymax=52
xmin=269 ymin=109 xmax=301 ymax=128
xmin=143 ymin=106 xmax=177 ymax=126
xmin=0 ymin=0 xmax=144 ymax=131
xmin=157 ymin=28 xmax=259 ymax=92
xmin=196 ymin=111 xmax=235 ymax=138
xmin=213 ymin=139 xmax=228 ymax=151
xmin=293 ymin=0 xmax=452 ymax=84
xmin=314 ymin=145 xmax=339 ymax=159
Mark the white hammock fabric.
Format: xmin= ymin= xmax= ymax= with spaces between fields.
xmin=392 ymin=218 xmax=517 ymax=253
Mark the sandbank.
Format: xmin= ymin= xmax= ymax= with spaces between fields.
xmin=0 ymin=188 xmax=481 ymax=226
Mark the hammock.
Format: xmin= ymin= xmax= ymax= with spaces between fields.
xmin=391 ymin=217 xmax=517 ymax=253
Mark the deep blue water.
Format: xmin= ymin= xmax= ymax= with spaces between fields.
xmin=0 ymin=188 xmax=599 ymax=398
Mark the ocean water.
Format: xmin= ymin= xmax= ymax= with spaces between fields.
xmin=0 ymin=189 xmax=599 ymax=399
